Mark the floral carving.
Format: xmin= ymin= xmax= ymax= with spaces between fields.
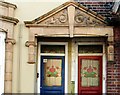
xmin=75 ymin=13 xmax=84 ymax=23
xmin=75 ymin=9 xmax=102 ymax=26
xmin=59 ymin=14 xmax=67 ymax=23
xmin=44 ymin=9 xmax=68 ymax=25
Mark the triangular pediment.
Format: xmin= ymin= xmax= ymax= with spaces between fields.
xmin=24 ymin=2 xmax=107 ymax=27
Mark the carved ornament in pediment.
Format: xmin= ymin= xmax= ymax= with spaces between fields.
xmin=75 ymin=9 xmax=103 ymax=26
xmin=41 ymin=9 xmax=68 ymax=25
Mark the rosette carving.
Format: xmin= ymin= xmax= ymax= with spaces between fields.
xmin=59 ymin=14 xmax=67 ymax=23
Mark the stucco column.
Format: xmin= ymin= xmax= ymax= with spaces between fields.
xmin=5 ymin=38 xmax=15 ymax=93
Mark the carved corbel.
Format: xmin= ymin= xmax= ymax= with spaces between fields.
xmin=5 ymin=38 xmax=16 ymax=45
xmin=107 ymin=41 xmax=114 ymax=63
xmin=25 ymin=41 xmax=37 ymax=64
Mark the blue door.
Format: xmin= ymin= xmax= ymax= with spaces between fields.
xmin=40 ymin=56 xmax=65 ymax=94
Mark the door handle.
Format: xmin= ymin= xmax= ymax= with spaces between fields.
xmin=37 ymin=73 xmax=39 ymax=78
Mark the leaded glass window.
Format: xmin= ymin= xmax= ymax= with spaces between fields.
xmin=78 ymin=45 xmax=103 ymax=53
xmin=81 ymin=59 xmax=99 ymax=87
xmin=43 ymin=59 xmax=62 ymax=86
xmin=41 ymin=45 xmax=65 ymax=54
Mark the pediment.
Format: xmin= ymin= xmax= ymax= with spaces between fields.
xmin=24 ymin=2 xmax=107 ymax=27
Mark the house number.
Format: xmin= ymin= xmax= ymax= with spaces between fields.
xmin=43 ymin=59 xmax=48 ymax=63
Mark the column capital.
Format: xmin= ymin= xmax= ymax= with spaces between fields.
xmin=5 ymin=38 xmax=16 ymax=45
xmin=25 ymin=41 xmax=37 ymax=47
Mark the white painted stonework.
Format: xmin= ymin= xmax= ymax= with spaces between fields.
xmin=0 ymin=32 xmax=6 ymax=94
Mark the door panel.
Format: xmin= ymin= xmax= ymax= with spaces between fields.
xmin=40 ymin=56 xmax=65 ymax=94
xmin=78 ymin=56 xmax=102 ymax=94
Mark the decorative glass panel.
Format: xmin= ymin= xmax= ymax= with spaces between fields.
xmin=78 ymin=45 xmax=103 ymax=53
xmin=41 ymin=45 xmax=65 ymax=54
xmin=81 ymin=59 xmax=99 ymax=87
xmin=43 ymin=59 xmax=62 ymax=86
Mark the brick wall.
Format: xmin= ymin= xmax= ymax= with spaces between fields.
xmin=114 ymin=27 xmax=120 ymax=93
xmin=74 ymin=1 xmax=120 ymax=93
xmin=107 ymin=27 xmax=120 ymax=93
xmin=75 ymin=0 xmax=114 ymax=19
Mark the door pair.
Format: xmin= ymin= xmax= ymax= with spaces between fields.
xmin=40 ymin=56 xmax=102 ymax=94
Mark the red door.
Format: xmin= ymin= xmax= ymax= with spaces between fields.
xmin=78 ymin=56 xmax=102 ymax=94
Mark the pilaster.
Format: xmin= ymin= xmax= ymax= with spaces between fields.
xmin=0 ymin=1 xmax=18 ymax=93
xmin=5 ymin=38 xmax=16 ymax=93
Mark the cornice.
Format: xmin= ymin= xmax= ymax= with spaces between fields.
xmin=0 ymin=1 xmax=17 ymax=9
xmin=0 ymin=15 xmax=19 ymax=24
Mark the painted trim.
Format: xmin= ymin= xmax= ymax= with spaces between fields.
xmin=0 ymin=32 xmax=5 ymax=94
xmin=40 ymin=56 xmax=65 ymax=93
xmin=37 ymin=42 xmax=68 ymax=93
xmin=74 ymin=42 xmax=106 ymax=94
xmin=40 ymin=53 xmax=65 ymax=56
xmin=102 ymin=43 xmax=107 ymax=93
xmin=78 ymin=56 xmax=102 ymax=93
xmin=78 ymin=54 xmax=103 ymax=56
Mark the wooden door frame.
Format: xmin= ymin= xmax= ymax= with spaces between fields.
xmin=78 ymin=56 xmax=102 ymax=94
xmin=74 ymin=42 xmax=107 ymax=94
xmin=37 ymin=42 xmax=68 ymax=93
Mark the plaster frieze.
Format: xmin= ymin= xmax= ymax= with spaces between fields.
xmin=75 ymin=8 xmax=106 ymax=26
xmin=39 ymin=9 xmax=68 ymax=25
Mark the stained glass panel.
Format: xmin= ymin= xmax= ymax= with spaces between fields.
xmin=81 ymin=59 xmax=99 ymax=87
xmin=43 ymin=59 xmax=62 ymax=86
xmin=78 ymin=45 xmax=103 ymax=53
xmin=41 ymin=45 xmax=65 ymax=54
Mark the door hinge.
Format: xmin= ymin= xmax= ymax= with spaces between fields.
xmin=37 ymin=73 xmax=39 ymax=78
